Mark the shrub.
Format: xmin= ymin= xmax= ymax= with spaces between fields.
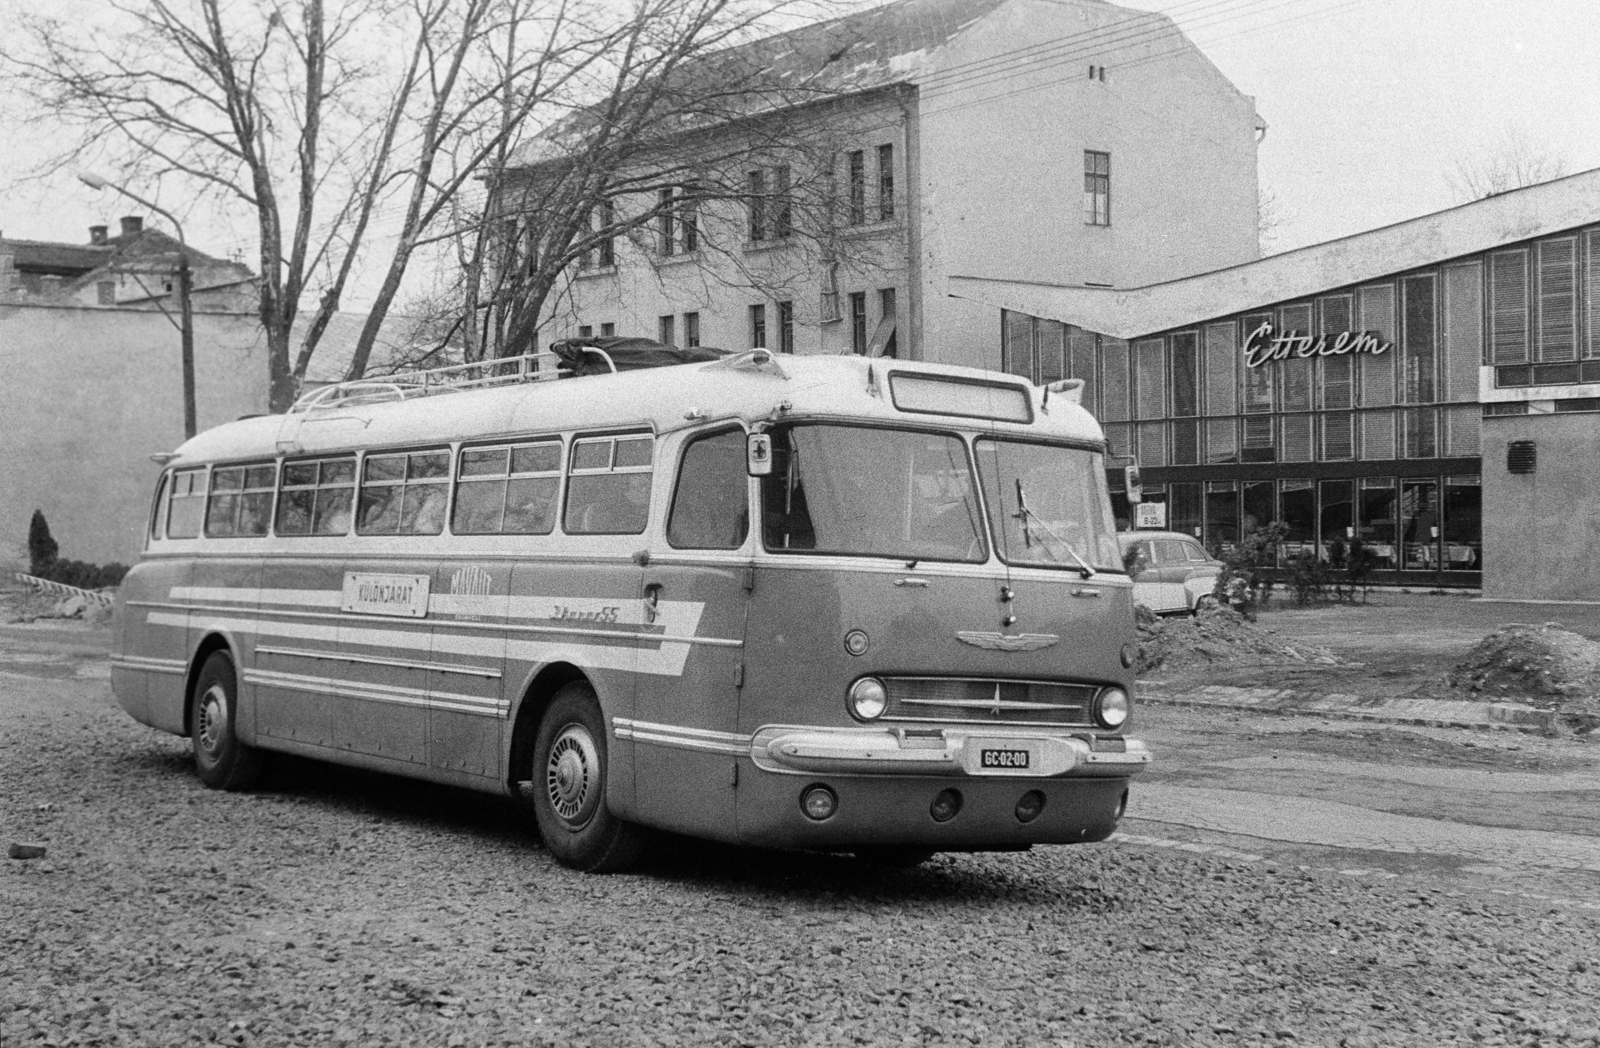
xmin=1212 ymin=521 xmax=1287 ymax=619
xmin=28 ymin=510 xmax=58 ymax=576
xmin=1287 ymin=550 xmax=1334 ymax=605
xmin=22 ymin=511 xmax=128 ymax=590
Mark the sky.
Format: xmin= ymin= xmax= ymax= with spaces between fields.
xmin=2 ymin=0 xmax=1599 ymax=303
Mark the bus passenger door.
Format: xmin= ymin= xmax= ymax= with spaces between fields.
xmin=426 ymin=561 xmax=508 ymax=781
xmin=629 ymin=429 xmax=752 ymax=840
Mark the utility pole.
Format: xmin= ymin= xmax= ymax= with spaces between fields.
xmin=77 ymin=172 xmax=197 ymax=439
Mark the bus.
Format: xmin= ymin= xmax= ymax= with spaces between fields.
xmin=111 ymin=348 xmax=1150 ymax=872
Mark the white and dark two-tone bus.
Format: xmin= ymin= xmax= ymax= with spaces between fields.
xmin=112 ymin=348 xmax=1149 ymax=871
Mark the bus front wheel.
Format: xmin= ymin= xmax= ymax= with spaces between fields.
xmin=531 ymin=682 xmax=645 ymax=873
xmin=190 ymin=651 xmax=263 ymax=791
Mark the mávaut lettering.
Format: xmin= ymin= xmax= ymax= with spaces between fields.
xmin=1242 ymin=321 xmax=1391 ymax=369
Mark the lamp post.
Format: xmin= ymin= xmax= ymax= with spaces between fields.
xmin=77 ymin=172 xmax=196 ymax=439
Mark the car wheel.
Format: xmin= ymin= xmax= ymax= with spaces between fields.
xmin=190 ymin=651 xmax=264 ymax=791
xmin=531 ymin=682 xmax=646 ymax=873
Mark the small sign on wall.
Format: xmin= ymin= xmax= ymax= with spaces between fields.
xmin=1135 ymin=502 xmax=1167 ymax=530
xmin=342 ymin=573 xmax=431 ymax=617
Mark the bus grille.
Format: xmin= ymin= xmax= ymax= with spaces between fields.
xmin=881 ymin=677 xmax=1098 ymax=727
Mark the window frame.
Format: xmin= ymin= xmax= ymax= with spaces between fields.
xmin=275 ymin=454 xmax=358 ymax=537
xmin=563 ymin=431 xmax=656 ymax=536
xmin=355 ymin=447 xmax=453 ymax=537
xmin=204 ymin=461 xmax=278 ymax=539
xmin=1084 ymin=150 xmax=1111 ymax=227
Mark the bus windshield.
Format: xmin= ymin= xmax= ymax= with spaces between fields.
xmin=974 ymin=438 xmax=1121 ymax=572
xmin=762 ymin=424 xmax=987 ymax=562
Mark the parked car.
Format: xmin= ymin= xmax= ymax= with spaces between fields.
xmin=1118 ymin=531 xmax=1224 ymax=615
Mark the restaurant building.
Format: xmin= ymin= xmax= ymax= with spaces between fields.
xmin=950 ymin=168 xmax=1600 ymax=596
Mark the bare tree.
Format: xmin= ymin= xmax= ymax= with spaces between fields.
xmin=1446 ymin=127 xmax=1569 ymax=202
xmin=1257 ymin=183 xmax=1292 ymax=256
xmin=0 ymin=0 xmax=620 ymax=410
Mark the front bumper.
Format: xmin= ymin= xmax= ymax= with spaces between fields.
xmin=749 ymin=724 xmax=1150 ymax=778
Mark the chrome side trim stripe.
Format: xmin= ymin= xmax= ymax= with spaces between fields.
xmin=612 ymin=717 xmax=750 ymax=756
xmin=242 ymin=668 xmax=506 ymax=718
xmin=254 ymin=645 xmax=501 ymax=680
xmin=109 ymin=655 xmax=187 ymax=676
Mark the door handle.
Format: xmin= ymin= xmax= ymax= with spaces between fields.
xmin=643 ymin=582 xmax=664 ymax=623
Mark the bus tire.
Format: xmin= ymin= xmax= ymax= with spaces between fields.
xmin=190 ymin=651 xmax=263 ymax=792
xmin=531 ymin=682 xmax=645 ymax=873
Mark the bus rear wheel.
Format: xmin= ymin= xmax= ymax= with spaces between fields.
xmin=531 ymin=682 xmax=645 ymax=873
xmin=190 ymin=651 xmax=263 ymax=791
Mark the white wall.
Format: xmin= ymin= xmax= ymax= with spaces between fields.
xmin=915 ymin=0 xmax=1262 ymax=367
xmin=0 ymin=304 xmax=267 ymax=567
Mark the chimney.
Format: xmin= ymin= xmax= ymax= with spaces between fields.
xmin=89 ymin=225 xmax=109 ymax=245
xmin=119 ymin=215 xmax=144 ymax=238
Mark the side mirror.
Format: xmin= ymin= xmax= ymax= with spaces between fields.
xmin=1123 ymin=464 xmax=1142 ymax=505
xmin=747 ymin=432 xmax=773 ymax=476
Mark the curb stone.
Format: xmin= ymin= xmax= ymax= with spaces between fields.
xmin=1138 ymin=681 xmax=1557 ymax=733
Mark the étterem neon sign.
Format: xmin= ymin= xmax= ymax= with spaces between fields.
xmin=1242 ymin=321 xmax=1391 ymax=369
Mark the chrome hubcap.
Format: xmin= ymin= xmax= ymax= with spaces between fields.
xmin=546 ymin=725 xmax=599 ymax=824
xmin=197 ymin=684 xmax=228 ymax=757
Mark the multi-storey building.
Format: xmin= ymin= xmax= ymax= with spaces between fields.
xmin=952 ymin=167 xmax=1600 ymax=597
xmin=505 ymin=0 xmax=1264 ymax=366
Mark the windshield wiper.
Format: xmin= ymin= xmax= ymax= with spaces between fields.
xmin=1012 ymin=479 xmax=1095 ymax=578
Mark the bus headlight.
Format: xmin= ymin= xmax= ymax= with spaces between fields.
xmin=1094 ymin=687 xmax=1130 ymax=730
xmin=848 ymin=677 xmax=888 ymax=721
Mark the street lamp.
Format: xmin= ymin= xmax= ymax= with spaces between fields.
xmin=77 ymin=172 xmax=196 ymax=440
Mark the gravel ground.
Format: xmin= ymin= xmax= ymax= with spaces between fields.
xmin=6 ymin=670 xmax=1600 ymax=1046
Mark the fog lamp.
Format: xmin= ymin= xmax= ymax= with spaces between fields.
xmin=1015 ymin=790 xmax=1046 ymax=824
xmin=848 ymin=677 xmax=888 ymax=721
xmin=1095 ymin=687 xmax=1130 ymax=730
xmin=801 ymin=784 xmax=837 ymax=821
xmin=930 ymin=788 xmax=963 ymax=823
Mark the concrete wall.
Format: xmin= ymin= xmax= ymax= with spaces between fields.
xmin=0 ymin=304 xmax=267 ymax=568
xmin=1481 ymin=413 xmax=1600 ymax=601
xmin=916 ymin=0 xmax=1262 ymax=368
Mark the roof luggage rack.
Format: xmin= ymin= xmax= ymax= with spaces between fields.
xmin=289 ymin=350 xmax=589 ymax=413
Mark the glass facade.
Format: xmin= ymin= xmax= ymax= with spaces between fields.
xmin=1000 ymin=224 xmax=1600 ymax=583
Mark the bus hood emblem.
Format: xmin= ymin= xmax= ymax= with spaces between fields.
xmin=956 ymin=631 xmax=1059 ymax=652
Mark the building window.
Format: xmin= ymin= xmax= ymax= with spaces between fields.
xmin=680 ymin=189 xmax=699 ymax=253
xmin=657 ymin=188 xmax=676 ymax=256
xmin=773 ymin=165 xmax=792 ymax=238
xmin=747 ymin=169 xmax=766 ymax=242
xmin=578 ymin=325 xmax=593 ymax=338
xmin=683 ymin=312 xmax=700 ymax=348
xmin=850 ymin=292 xmax=867 ymax=354
xmin=601 ymin=322 xmax=615 ymax=337
xmin=659 ymin=314 xmax=675 ymax=347
xmin=847 ymin=150 xmax=866 ymax=225
xmin=876 ymin=288 xmax=898 ymax=357
xmin=749 ymin=304 xmax=767 ymax=349
xmin=778 ymin=300 xmax=794 ymax=353
xmin=1084 ymin=150 xmax=1110 ymax=226
xmin=877 ymin=143 xmax=895 ymax=221
xmin=97 ymin=281 xmax=115 ymax=305
xmin=597 ymin=199 xmax=615 ymax=267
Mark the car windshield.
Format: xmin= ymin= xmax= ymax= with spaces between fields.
xmin=761 ymin=424 xmax=986 ymax=562
xmin=974 ymin=438 xmax=1120 ymax=572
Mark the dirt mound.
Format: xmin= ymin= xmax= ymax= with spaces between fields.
xmin=1135 ymin=603 xmax=1340 ymax=675
xmin=1448 ymin=623 xmax=1600 ymax=711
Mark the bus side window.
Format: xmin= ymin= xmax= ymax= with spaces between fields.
xmin=358 ymin=449 xmax=450 ymax=536
xmin=166 ymin=468 xmax=208 ymax=539
xmin=149 ymin=472 xmax=169 ymax=541
xmin=667 ymin=429 xmax=749 ymax=550
xmin=566 ymin=435 xmax=653 ymax=535
xmin=277 ymin=456 xmax=355 ymax=536
xmin=454 ymin=441 xmax=561 ymax=535
xmin=206 ymin=464 xmax=276 ymax=538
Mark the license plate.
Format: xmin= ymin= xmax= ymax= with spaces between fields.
xmin=980 ymin=748 xmax=1031 ymax=770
